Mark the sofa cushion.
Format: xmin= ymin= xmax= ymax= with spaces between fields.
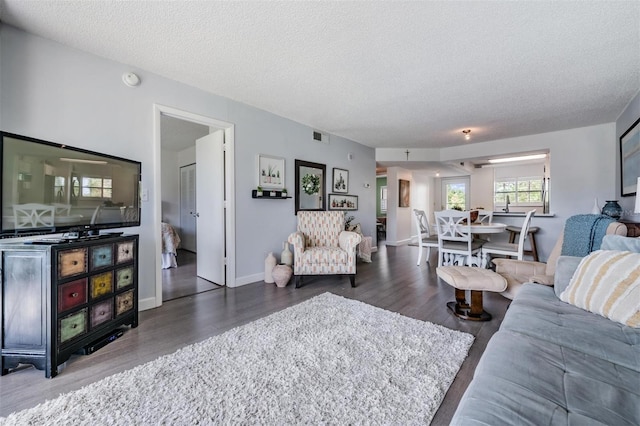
xmin=560 ymin=250 xmax=640 ymax=327
xmin=501 ymin=284 xmax=640 ymax=371
xmin=601 ymin=234 xmax=640 ymax=252
xmin=451 ymin=331 xmax=640 ymax=426
xmin=553 ymin=255 xmax=583 ymax=296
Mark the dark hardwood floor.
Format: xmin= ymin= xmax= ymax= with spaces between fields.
xmin=0 ymin=244 xmax=510 ymax=424
xmin=162 ymin=249 xmax=222 ymax=301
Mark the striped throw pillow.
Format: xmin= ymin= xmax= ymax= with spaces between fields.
xmin=560 ymin=250 xmax=640 ymax=327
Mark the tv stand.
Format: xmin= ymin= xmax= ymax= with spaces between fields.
xmin=0 ymin=234 xmax=139 ymax=378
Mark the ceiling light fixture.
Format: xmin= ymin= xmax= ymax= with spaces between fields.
xmin=488 ymin=154 xmax=547 ymax=164
xmin=462 ymin=129 xmax=471 ymax=140
xmin=60 ymin=157 xmax=108 ymax=165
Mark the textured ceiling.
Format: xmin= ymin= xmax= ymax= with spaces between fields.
xmin=1 ymin=1 xmax=639 ymax=150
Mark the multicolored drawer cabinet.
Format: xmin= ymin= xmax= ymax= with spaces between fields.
xmin=0 ymin=234 xmax=138 ymax=378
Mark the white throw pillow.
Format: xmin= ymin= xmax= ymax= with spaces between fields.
xmin=560 ymin=250 xmax=640 ymax=328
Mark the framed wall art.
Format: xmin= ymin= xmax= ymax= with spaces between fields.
xmin=399 ymin=179 xmax=410 ymax=207
xmin=328 ymin=194 xmax=358 ymax=211
xmin=620 ymin=117 xmax=639 ymax=197
xmin=332 ymin=168 xmax=349 ymax=193
xmin=295 ymin=159 xmax=326 ymax=213
xmin=257 ymin=154 xmax=285 ymax=190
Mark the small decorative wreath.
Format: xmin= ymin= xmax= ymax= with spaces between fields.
xmin=301 ymin=173 xmax=320 ymax=195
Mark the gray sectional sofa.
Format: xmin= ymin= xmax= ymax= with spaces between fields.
xmin=451 ymin=235 xmax=640 ymax=425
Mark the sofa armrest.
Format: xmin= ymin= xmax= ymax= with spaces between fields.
xmin=553 ymin=255 xmax=583 ymax=297
xmin=339 ymin=230 xmax=362 ymax=253
xmin=492 ymin=258 xmax=547 ymax=277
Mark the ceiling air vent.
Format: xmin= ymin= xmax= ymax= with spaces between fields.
xmin=312 ymin=130 xmax=329 ymax=144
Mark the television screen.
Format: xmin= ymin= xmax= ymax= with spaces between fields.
xmin=1 ymin=132 xmax=141 ymax=237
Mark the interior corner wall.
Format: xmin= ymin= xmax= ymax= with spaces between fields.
xmin=616 ymin=90 xmax=640 ymax=220
xmin=0 ymin=24 xmax=376 ymax=302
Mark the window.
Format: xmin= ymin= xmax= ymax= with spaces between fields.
xmin=380 ymin=186 xmax=388 ymax=212
xmin=81 ymin=177 xmax=112 ymax=198
xmin=442 ymin=177 xmax=469 ymax=210
xmin=495 ymin=176 xmax=543 ymax=206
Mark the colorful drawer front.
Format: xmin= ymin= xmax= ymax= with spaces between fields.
xmin=90 ymin=271 xmax=113 ymax=300
xmin=116 ymin=290 xmax=134 ymax=316
xmin=90 ymin=299 xmax=113 ymax=328
xmin=116 ymin=266 xmax=134 ymax=290
xmin=59 ymin=309 xmax=87 ymax=344
xmin=116 ymin=241 xmax=135 ymax=264
xmin=57 ymin=278 xmax=88 ymax=312
xmin=91 ymin=244 xmax=114 ymax=270
xmin=57 ymin=248 xmax=87 ymax=279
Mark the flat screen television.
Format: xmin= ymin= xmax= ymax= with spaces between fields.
xmin=1 ymin=131 xmax=141 ymax=238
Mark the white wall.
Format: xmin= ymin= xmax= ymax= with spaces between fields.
xmin=0 ymin=25 xmax=376 ymax=305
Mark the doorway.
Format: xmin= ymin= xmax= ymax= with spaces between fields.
xmin=153 ymin=105 xmax=236 ymax=308
xmin=441 ymin=176 xmax=470 ymax=210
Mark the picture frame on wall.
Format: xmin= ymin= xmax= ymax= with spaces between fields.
xmin=399 ymin=179 xmax=410 ymax=207
xmin=328 ymin=194 xmax=358 ymax=211
xmin=620 ymin=117 xmax=639 ymax=197
xmin=332 ymin=168 xmax=349 ymax=193
xmin=295 ymin=159 xmax=326 ymax=213
xmin=257 ymin=154 xmax=285 ymax=190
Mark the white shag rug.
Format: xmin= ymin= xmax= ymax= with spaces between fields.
xmin=0 ymin=293 xmax=474 ymax=425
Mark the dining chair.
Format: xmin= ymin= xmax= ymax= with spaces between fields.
xmin=413 ymin=209 xmax=439 ymax=265
xmin=476 ymin=210 xmax=493 ymax=224
xmin=474 ymin=209 xmax=495 ymax=242
xmin=13 ymin=203 xmax=56 ymax=229
xmin=434 ymin=210 xmax=484 ymax=267
xmin=481 ymin=209 xmax=536 ymax=266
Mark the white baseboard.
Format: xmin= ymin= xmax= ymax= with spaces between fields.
xmin=138 ymin=296 xmax=158 ymax=312
xmin=371 ymin=246 xmax=378 ymax=252
xmin=233 ymin=272 xmax=264 ymax=287
xmin=385 ymin=238 xmax=412 ymax=246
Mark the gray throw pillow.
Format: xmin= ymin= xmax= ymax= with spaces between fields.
xmin=554 ymin=256 xmax=583 ymax=298
xmin=601 ymin=235 xmax=640 ymax=253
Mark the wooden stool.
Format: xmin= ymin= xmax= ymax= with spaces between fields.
xmin=506 ymin=225 xmax=539 ymax=261
xmin=436 ymin=266 xmax=507 ymax=321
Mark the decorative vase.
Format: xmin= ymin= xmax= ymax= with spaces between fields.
xmin=281 ymin=241 xmax=293 ymax=266
xmin=272 ymin=264 xmax=293 ymax=287
xmin=264 ymin=252 xmax=276 ymax=283
xmin=590 ymin=198 xmax=600 ymax=215
xmin=601 ymin=200 xmax=622 ymax=219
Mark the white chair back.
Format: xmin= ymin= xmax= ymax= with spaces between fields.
xmin=13 ymin=203 xmax=56 ymax=229
xmin=435 ymin=210 xmax=483 ymax=267
xmin=413 ymin=209 xmax=438 ymax=265
xmin=515 ymin=210 xmax=536 ymax=259
xmin=476 ymin=210 xmax=493 ymax=224
xmin=413 ymin=209 xmax=431 ymax=238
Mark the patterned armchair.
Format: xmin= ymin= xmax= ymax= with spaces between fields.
xmin=288 ymin=211 xmax=362 ymax=288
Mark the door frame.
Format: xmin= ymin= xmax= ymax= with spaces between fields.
xmin=153 ymin=104 xmax=236 ymax=308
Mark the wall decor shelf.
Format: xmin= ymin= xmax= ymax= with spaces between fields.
xmin=252 ymin=190 xmax=291 ymax=199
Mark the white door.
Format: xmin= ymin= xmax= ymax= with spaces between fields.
xmin=441 ymin=177 xmax=470 ymax=210
xmin=179 ymin=164 xmax=197 ymax=252
xmin=195 ymin=131 xmax=225 ymax=285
